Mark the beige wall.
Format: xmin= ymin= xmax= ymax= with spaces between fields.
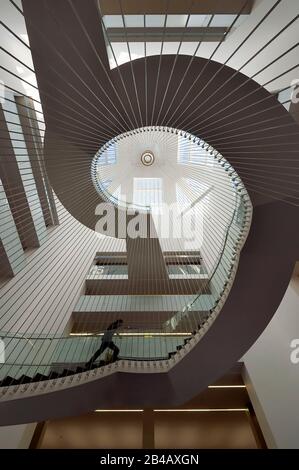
xmin=244 ymin=267 xmax=299 ymax=448
xmin=0 ymin=423 xmax=36 ymax=449
xmin=37 ymin=410 xmax=258 ymax=449
xmin=35 ymin=368 xmax=262 ymax=449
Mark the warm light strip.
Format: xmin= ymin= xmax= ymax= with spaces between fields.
xmin=94 ymin=408 xmax=249 ymax=413
xmin=70 ymin=332 xmax=191 ymax=337
xmin=153 ymin=408 xmax=249 ymax=412
xmin=95 ymin=409 xmax=144 ymax=413
xmin=208 ymin=385 xmax=246 ymax=389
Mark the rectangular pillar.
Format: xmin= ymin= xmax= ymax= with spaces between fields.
xmin=0 ymin=96 xmax=47 ymax=249
xmin=15 ymin=96 xmax=58 ymax=226
xmin=0 ymin=178 xmax=25 ymax=278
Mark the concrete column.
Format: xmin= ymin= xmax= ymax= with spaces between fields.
xmin=15 ymin=96 xmax=58 ymax=227
xmin=2 ymin=96 xmax=47 ymax=247
xmin=0 ymin=106 xmax=41 ymax=250
xmin=0 ymin=178 xmax=25 ymax=278
xmin=126 ymin=212 xmax=169 ymax=286
xmin=142 ymin=408 xmax=155 ymax=449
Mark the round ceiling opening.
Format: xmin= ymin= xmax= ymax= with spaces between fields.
xmin=91 ymin=126 xmax=250 ymax=218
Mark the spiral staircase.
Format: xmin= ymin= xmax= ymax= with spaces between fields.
xmin=0 ymin=0 xmax=298 ymax=426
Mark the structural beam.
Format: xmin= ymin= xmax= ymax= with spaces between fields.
xmin=107 ymin=26 xmax=227 ymax=42
xmin=99 ymin=0 xmax=253 ymax=15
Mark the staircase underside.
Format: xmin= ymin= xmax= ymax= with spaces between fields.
xmin=1 ymin=197 xmax=298 ymax=425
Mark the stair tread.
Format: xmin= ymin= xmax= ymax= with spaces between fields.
xmin=0 ymin=376 xmax=19 ymax=386
xmin=48 ymin=372 xmax=60 ymax=379
xmin=17 ymin=375 xmax=32 ymax=384
xmin=30 ymin=374 xmax=49 ymax=383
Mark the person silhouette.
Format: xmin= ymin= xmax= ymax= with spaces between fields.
xmin=85 ymin=319 xmax=123 ymax=368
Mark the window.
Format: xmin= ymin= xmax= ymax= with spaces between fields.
xmin=177 ymin=138 xmax=214 ymax=166
xmin=133 ymin=178 xmax=163 ymax=207
xmin=101 ymin=179 xmax=112 ymax=191
xmin=98 ymin=143 xmax=117 ymax=166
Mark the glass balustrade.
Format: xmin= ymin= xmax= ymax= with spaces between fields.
xmin=87 ymin=264 xmax=129 ymax=278
xmin=167 ymin=264 xmax=202 ymax=276
xmin=0 ymin=333 xmax=190 ymax=382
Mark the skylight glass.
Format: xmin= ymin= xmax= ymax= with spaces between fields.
xmin=102 ymin=13 xmax=244 ymax=69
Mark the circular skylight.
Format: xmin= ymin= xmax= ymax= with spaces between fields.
xmin=92 ymin=126 xmax=226 ymax=212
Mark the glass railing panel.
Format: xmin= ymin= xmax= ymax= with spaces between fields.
xmin=0 ymin=334 xmax=191 ymax=383
xmin=88 ymin=265 xmax=128 ymax=276
xmin=167 ymin=264 xmax=202 ymax=275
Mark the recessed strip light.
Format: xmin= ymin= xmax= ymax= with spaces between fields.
xmin=208 ymin=385 xmax=246 ymax=389
xmin=70 ymin=332 xmax=192 ymax=337
xmin=94 ymin=408 xmax=249 ymax=413
xmin=95 ymin=409 xmax=144 ymax=413
xmin=154 ymin=408 xmax=249 ymax=412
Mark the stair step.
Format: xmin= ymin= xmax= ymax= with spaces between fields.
xmin=0 ymin=376 xmax=18 ymax=387
xmin=17 ymin=375 xmax=32 ymax=384
xmin=32 ymin=373 xmax=48 ymax=382
xmin=48 ymin=372 xmax=60 ymax=380
xmin=59 ymin=369 xmax=72 ymax=377
xmin=85 ymin=362 xmax=105 ymax=371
